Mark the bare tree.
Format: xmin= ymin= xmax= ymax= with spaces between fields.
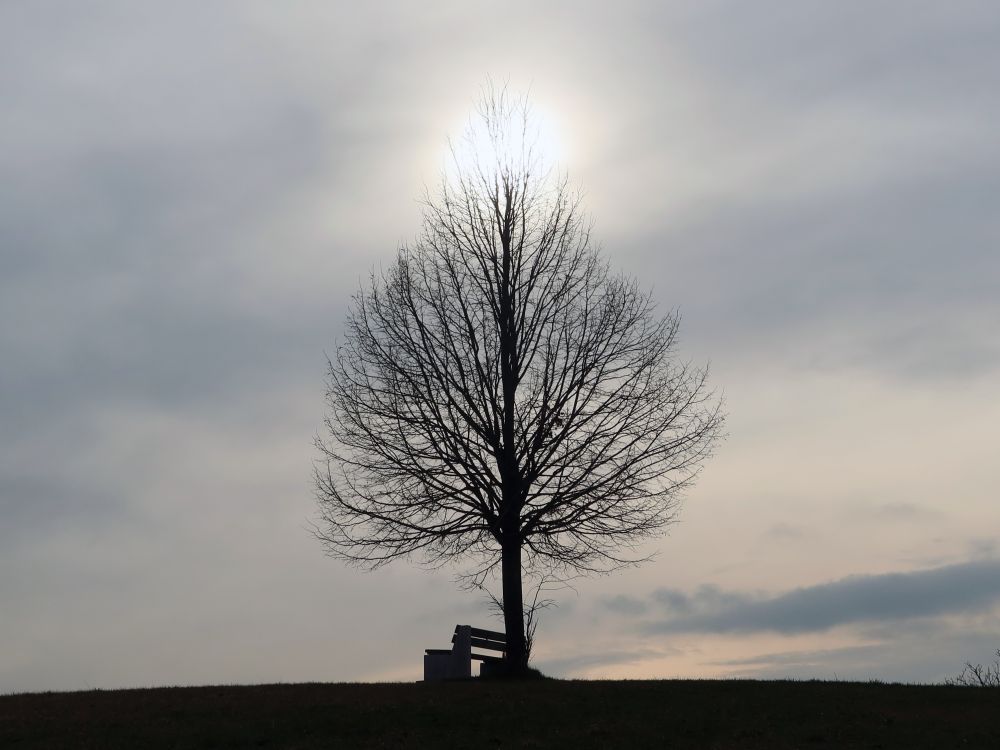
xmin=947 ymin=649 xmax=1000 ymax=687
xmin=315 ymin=85 xmax=724 ymax=674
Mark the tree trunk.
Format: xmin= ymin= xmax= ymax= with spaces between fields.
xmin=501 ymin=538 xmax=527 ymax=674
xmin=496 ymin=188 xmax=526 ymax=674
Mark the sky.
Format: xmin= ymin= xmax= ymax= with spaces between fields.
xmin=2 ymin=1 xmax=998 ymax=692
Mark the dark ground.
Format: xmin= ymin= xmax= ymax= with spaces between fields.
xmin=1 ymin=678 xmax=997 ymax=749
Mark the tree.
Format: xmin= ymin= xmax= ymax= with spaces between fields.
xmin=315 ymin=86 xmax=724 ymax=674
xmin=947 ymin=649 xmax=1000 ymax=687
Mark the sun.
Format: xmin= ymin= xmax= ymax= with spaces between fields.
xmin=529 ymin=106 xmax=568 ymax=167
xmin=445 ymin=95 xmax=568 ymax=183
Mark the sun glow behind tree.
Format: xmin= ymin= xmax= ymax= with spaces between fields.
xmin=444 ymin=88 xmax=569 ymax=189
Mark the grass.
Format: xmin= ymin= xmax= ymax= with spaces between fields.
xmin=2 ymin=678 xmax=998 ymax=749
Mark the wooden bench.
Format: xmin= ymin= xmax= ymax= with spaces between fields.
xmin=423 ymin=625 xmax=507 ymax=681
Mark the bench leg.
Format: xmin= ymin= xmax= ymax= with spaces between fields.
xmin=424 ymin=653 xmax=452 ymax=682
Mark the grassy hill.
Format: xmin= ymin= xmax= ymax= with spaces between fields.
xmin=2 ymin=678 xmax=997 ymax=749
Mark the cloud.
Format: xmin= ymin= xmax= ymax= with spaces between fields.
xmin=599 ymin=594 xmax=649 ymax=616
xmin=866 ymin=503 xmax=943 ymax=522
xmin=708 ymin=623 xmax=1000 ymax=684
xmin=712 ymin=644 xmax=885 ymax=670
xmin=604 ymin=4 xmax=1000 ymax=382
xmin=536 ymin=646 xmax=680 ymax=676
xmin=652 ymin=584 xmax=754 ymax=618
xmin=644 ymin=559 xmax=1000 ymax=634
xmin=762 ymin=522 xmax=807 ymax=541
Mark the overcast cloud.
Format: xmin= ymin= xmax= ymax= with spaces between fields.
xmin=2 ymin=1 xmax=998 ymax=691
xmin=641 ymin=559 xmax=1000 ymax=634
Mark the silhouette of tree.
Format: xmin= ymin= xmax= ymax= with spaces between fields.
xmin=947 ymin=649 xmax=1000 ymax=687
xmin=315 ymin=85 xmax=724 ymax=674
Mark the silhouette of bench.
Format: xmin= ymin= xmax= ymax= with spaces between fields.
xmin=423 ymin=625 xmax=507 ymax=681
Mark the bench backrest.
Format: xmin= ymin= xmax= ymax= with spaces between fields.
xmin=453 ymin=625 xmax=506 ymax=652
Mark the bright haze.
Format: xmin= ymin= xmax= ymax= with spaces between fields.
xmin=2 ymin=2 xmax=998 ymax=692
